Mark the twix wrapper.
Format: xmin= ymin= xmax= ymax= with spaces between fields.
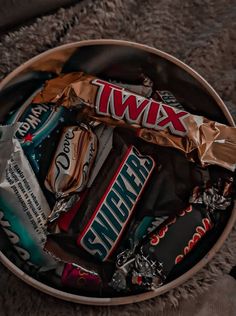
xmin=33 ymin=72 xmax=236 ymax=171
xmin=45 ymin=124 xmax=97 ymax=223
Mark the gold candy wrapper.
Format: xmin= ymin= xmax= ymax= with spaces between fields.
xmin=46 ymin=125 xmax=97 ymax=223
xmin=45 ymin=125 xmax=97 ymax=196
xmin=33 ymin=72 xmax=236 ymax=171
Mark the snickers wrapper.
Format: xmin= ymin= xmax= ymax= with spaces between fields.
xmin=56 ymin=132 xmax=156 ymax=262
xmin=33 ymin=72 xmax=236 ymax=171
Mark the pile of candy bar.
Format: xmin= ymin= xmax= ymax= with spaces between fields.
xmin=0 ymin=72 xmax=235 ymax=295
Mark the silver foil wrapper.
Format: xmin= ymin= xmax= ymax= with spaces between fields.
xmin=0 ymin=124 xmax=55 ymax=268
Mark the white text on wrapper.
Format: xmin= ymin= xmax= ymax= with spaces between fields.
xmin=78 ymin=146 xmax=155 ymax=261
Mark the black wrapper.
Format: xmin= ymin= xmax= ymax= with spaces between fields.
xmin=141 ymin=205 xmax=212 ymax=274
xmin=53 ymin=127 xmax=206 ymax=263
xmin=110 ymin=178 xmax=233 ymax=292
xmin=110 ymin=205 xmax=213 ymax=292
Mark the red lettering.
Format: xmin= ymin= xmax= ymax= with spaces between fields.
xmin=144 ymin=101 xmax=160 ymax=126
xmin=196 ymin=225 xmax=205 ymax=237
xmin=112 ymin=89 xmax=149 ymax=122
xmin=150 ymin=233 xmax=160 ymax=246
xmin=174 ymin=218 xmax=213 ymax=266
xmin=202 ymin=218 xmax=212 ymax=231
xmin=158 ymin=225 xmax=168 ymax=238
xmin=185 ymin=205 xmax=192 ymax=213
xmin=179 ymin=210 xmax=186 ymax=217
xmin=191 ymin=232 xmax=201 ymax=249
xmin=184 ymin=246 xmax=189 ymax=255
xmin=93 ymin=79 xmax=121 ymax=115
xmin=93 ymin=78 xmax=190 ymax=136
xmin=175 ymin=254 xmax=184 ymax=264
xmin=157 ymin=105 xmax=189 ymax=135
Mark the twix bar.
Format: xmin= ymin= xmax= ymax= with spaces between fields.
xmin=33 ymin=72 xmax=236 ymax=171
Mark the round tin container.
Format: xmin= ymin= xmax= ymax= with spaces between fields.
xmin=0 ymin=39 xmax=235 ymax=305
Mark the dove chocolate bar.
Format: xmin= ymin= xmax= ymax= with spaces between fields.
xmin=45 ymin=125 xmax=97 ymax=196
xmin=45 ymin=125 xmax=97 ymax=223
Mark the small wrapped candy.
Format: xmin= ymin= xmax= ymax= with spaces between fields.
xmin=45 ymin=124 xmax=97 ymax=223
xmin=110 ymin=178 xmax=233 ymax=291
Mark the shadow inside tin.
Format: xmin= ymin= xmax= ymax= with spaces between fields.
xmin=0 ymin=42 xmax=233 ymax=299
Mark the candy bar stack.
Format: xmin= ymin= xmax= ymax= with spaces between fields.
xmin=0 ymin=72 xmax=235 ymax=295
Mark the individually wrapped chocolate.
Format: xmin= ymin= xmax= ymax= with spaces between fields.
xmin=45 ymin=235 xmax=114 ymax=293
xmin=46 ymin=125 xmax=97 ymax=195
xmin=33 ymin=72 xmax=236 ymax=171
xmin=61 ymin=263 xmax=102 ymax=292
xmin=53 ymin=126 xmax=212 ymax=266
xmin=56 ymin=131 xmax=131 ymax=233
xmin=110 ymin=178 xmax=233 ymax=292
xmin=45 ymin=124 xmax=97 ymax=222
xmin=0 ymin=124 xmax=55 ymax=268
xmin=7 ymin=100 xmax=67 ymax=174
xmin=48 ymin=131 xmax=157 ymax=263
xmin=77 ymin=145 xmax=155 ymax=261
xmin=111 ymin=81 xmax=153 ymax=98
xmin=155 ymin=90 xmax=184 ymax=110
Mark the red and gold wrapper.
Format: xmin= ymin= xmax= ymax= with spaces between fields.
xmin=33 ymin=72 xmax=236 ymax=171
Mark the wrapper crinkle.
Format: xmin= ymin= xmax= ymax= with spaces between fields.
xmin=33 ymin=72 xmax=236 ymax=171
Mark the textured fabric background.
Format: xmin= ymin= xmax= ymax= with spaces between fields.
xmin=0 ymin=0 xmax=77 ymax=31
xmin=0 ymin=0 xmax=236 ymax=314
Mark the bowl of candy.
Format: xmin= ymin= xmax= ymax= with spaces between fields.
xmin=0 ymin=39 xmax=235 ymax=305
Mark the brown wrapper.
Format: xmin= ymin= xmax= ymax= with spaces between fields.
xmin=45 ymin=125 xmax=97 ymax=196
xmin=33 ymin=73 xmax=236 ymax=171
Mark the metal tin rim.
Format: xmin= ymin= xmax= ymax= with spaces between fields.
xmin=0 ymin=39 xmax=235 ymax=306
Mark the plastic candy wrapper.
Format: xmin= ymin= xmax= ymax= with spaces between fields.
xmin=110 ymin=178 xmax=233 ymax=291
xmin=0 ymin=69 xmax=235 ymax=297
xmin=55 ymin=131 xmax=157 ymax=262
xmin=45 ymin=124 xmax=97 ymax=223
xmin=33 ymin=72 xmax=236 ymax=171
xmin=155 ymin=90 xmax=185 ymax=110
xmin=50 ymin=128 xmax=210 ymax=265
xmin=7 ymin=100 xmax=65 ymax=174
xmin=45 ymin=235 xmax=114 ymax=293
xmin=0 ymin=124 xmax=55 ymax=269
xmin=61 ymin=263 xmax=102 ymax=292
